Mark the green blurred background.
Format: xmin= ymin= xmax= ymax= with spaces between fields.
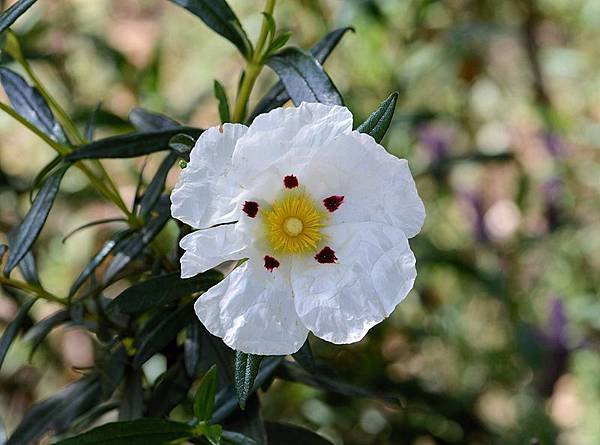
xmin=1 ymin=0 xmax=600 ymax=444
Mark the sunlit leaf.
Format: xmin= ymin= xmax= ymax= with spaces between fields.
xmin=214 ymin=80 xmax=231 ymax=123
xmin=357 ymin=92 xmax=399 ymax=143
xmin=233 ymin=352 xmax=263 ymax=410
xmin=194 ymin=365 xmax=217 ymax=422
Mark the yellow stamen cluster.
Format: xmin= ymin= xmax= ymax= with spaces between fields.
xmin=263 ymin=192 xmax=325 ymax=254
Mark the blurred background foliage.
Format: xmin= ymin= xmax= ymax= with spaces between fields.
xmin=0 ymin=0 xmax=599 ymax=444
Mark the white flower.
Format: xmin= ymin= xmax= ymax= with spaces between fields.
xmin=171 ymin=102 xmax=425 ymax=355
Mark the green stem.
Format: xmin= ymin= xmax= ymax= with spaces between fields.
xmin=0 ymin=276 xmax=65 ymax=305
xmin=231 ymin=0 xmax=277 ymax=123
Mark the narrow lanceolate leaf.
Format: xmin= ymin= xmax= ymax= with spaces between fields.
xmin=356 ymin=92 xmax=399 ymax=143
xmin=119 ymin=368 xmax=144 ymax=421
xmin=138 ymin=151 xmax=178 ymax=218
xmin=69 ymin=229 xmax=133 ymax=297
xmin=6 ymin=376 xmax=102 ymax=445
xmin=102 ymin=198 xmax=171 ymax=283
xmin=292 ymin=338 xmax=316 ymax=372
xmin=0 ymin=66 xmax=67 ymax=143
xmin=266 ymin=47 xmax=343 ymax=107
xmin=0 ymin=298 xmax=36 ymax=370
xmin=214 ymin=80 xmax=230 ymax=123
xmin=184 ymin=318 xmax=203 ymax=376
xmin=4 ymin=163 xmax=69 ymax=274
xmin=0 ymin=0 xmax=37 ymax=34
xmin=132 ymin=301 xmax=195 ymax=367
xmin=128 ymin=107 xmax=180 ymax=131
xmin=221 ymin=431 xmax=260 ymax=445
xmin=8 ymin=230 xmax=41 ymax=285
xmin=23 ymin=309 xmax=69 ymax=360
xmin=194 ymin=365 xmax=217 ymax=421
xmin=169 ymin=133 xmax=196 ymax=155
xmin=147 ymin=360 xmax=194 ymax=417
xmin=84 ymin=102 xmax=102 ymax=142
xmin=266 ymin=422 xmax=334 ymax=445
xmin=234 ymin=352 xmax=263 ymax=410
xmin=66 ymin=127 xmax=203 ymax=160
xmin=169 ymin=0 xmax=252 ymax=58
xmin=111 ymin=270 xmax=222 ymax=314
xmin=249 ymin=27 xmax=353 ymax=121
xmin=53 ymin=419 xmax=194 ymax=445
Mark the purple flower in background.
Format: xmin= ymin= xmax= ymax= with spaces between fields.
xmin=417 ymin=122 xmax=455 ymax=162
xmin=540 ymin=131 xmax=568 ymax=158
xmin=461 ymin=190 xmax=489 ymax=243
xmin=543 ymin=177 xmax=563 ymax=231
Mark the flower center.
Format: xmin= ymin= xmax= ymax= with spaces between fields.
xmin=262 ymin=191 xmax=325 ymax=254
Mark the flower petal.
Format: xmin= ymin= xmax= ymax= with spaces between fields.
xmin=291 ymin=222 xmax=416 ymax=344
xmin=232 ymin=102 xmax=353 ymax=187
xmin=194 ymin=261 xmax=309 ymax=355
xmin=171 ymin=124 xmax=247 ymax=229
xmin=180 ymin=224 xmax=247 ymax=279
xmin=299 ymin=131 xmax=425 ymax=238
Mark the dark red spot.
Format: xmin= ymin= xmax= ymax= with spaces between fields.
xmin=323 ymin=195 xmax=344 ymax=212
xmin=283 ymin=175 xmax=299 ymax=188
xmin=315 ymin=246 xmax=337 ymax=264
xmin=264 ymin=255 xmax=280 ymax=272
xmin=242 ymin=201 xmax=259 ymax=218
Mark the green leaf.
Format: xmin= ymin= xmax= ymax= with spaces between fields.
xmin=66 ymin=127 xmax=203 ymax=160
xmin=356 ymin=92 xmax=399 ymax=143
xmin=4 ymin=163 xmax=70 ymax=274
xmin=266 ymin=47 xmax=343 ymax=107
xmin=265 ymin=32 xmax=291 ymax=57
xmin=234 ymin=352 xmax=263 ymax=410
xmin=138 ymin=151 xmax=178 ymax=218
xmin=128 ymin=107 xmax=180 ymax=131
xmin=214 ymin=80 xmax=231 ymax=123
xmin=111 ymin=270 xmax=222 ymax=314
xmin=0 ymin=0 xmax=37 ymax=34
xmin=132 ymin=301 xmax=195 ymax=368
xmin=102 ymin=198 xmax=171 ymax=283
xmin=118 ymin=368 xmax=144 ymax=421
xmin=261 ymin=12 xmax=276 ymax=40
xmin=249 ymin=27 xmax=353 ymax=121
xmin=266 ymin=422 xmax=333 ymax=445
xmin=53 ymin=418 xmax=194 ymax=445
xmin=23 ymin=309 xmax=69 ymax=360
xmin=197 ymin=422 xmax=223 ymax=445
xmin=184 ymin=318 xmax=203 ymax=376
xmin=84 ymin=102 xmax=102 ymax=141
xmin=169 ymin=133 xmax=197 ymax=154
xmin=0 ymin=298 xmax=36 ymax=370
xmin=0 ymin=66 xmax=67 ymax=143
xmin=69 ymin=229 xmax=134 ymax=297
xmin=221 ymin=431 xmax=260 ymax=445
xmin=6 ymin=376 xmax=102 ymax=445
xmin=147 ymin=360 xmax=194 ymax=417
xmin=169 ymin=0 xmax=252 ymax=58
xmin=291 ymin=338 xmax=315 ymax=372
xmin=194 ymin=365 xmax=218 ymax=422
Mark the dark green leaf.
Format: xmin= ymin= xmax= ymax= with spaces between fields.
xmin=23 ymin=309 xmax=69 ymax=360
xmin=66 ymin=127 xmax=203 ymax=160
xmin=356 ymin=92 xmax=399 ymax=143
xmin=265 ymin=32 xmax=291 ymax=57
xmin=29 ymin=155 xmax=62 ymax=202
xmin=223 ymin=394 xmax=266 ymax=445
xmin=62 ymin=218 xmax=128 ymax=243
xmin=132 ymin=301 xmax=195 ymax=367
xmin=194 ymin=365 xmax=217 ymax=422
xmin=84 ymin=102 xmax=102 ymax=141
xmin=214 ymin=80 xmax=230 ymax=123
xmin=169 ymin=133 xmax=197 ymax=154
xmin=102 ymin=198 xmax=171 ymax=283
xmin=266 ymin=422 xmax=334 ymax=445
xmin=249 ymin=27 xmax=353 ymax=121
xmin=0 ymin=0 xmax=37 ymax=35
xmin=0 ymin=244 xmax=6 ymax=261
xmin=128 ymin=107 xmax=180 ymax=131
xmin=6 ymin=376 xmax=102 ymax=445
xmin=266 ymin=47 xmax=342 ymax=107
xmin=0 ymin=66 xmax=66 ymax=143
xmin=4 ymin=163 xmax=69 ymax=274
xmin=292 ymin=338 xmax=315 ymax=372
xmin=99 ymin=345 xmax=129 ymax=397
xmin=197 ymin=423 xmax=223 ymax=445
xmin=111 ymin=269 xmax=222 ymax=314
xmin=169 ymin=0 xmax=252 ymax=58
xmin=119 ymin=368 xmax=144 ymax=421
xmin=69 ymin=229 xmax=133 ymax=297
xmin=146 ymin=360 xmax=194 ymax=417
xmin=199 ymin=326 xmax=235 ymax=387
xmin=0 ymin=298 xmax=36 ymax=370
xmin=138 ymin=151 xmax=178 ymax=218
xmin=261 ymin=12 xmax=276 ymax=41
xmin=184 ymin=318 xmax=203 ymax=376
xmin=212 ymin=357 xmax=282 ymax=424
xmin=221 ymin=431 xmax=260 ymax=445
xmin=53 ymin=418 xmax=194 ymax=445
xmin=9 ymin=228 xmax=40 ymax=284
xmin=234 ymin=352 xmax=263 ymax=410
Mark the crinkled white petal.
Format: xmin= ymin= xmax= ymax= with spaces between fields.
xmin=171 ymin=124 xmax=247 ymax=229
xmin=194 ymin=261 xmax=309 ymax=355
xmin=298 ymin=131 xmax=425 ymax=238
xmin=180 ymin=224 xmax=248 ymax=278
xmin=232 ymin=102 xmax=353 ymax=187
xmin=291 ymin=222 xmax=416 ymax=344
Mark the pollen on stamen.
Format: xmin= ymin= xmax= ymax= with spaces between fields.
xmin=264 ymin=255 xmax=280 ymax=272
xmin=323 ymin=195 xmax=344 ymax=212
xmin=242 ymin=201 xmax=259 ymax=218
xmin=315 ymin=246 xmax=337 ymax=264
xmin=283 ymin=175 xmax=299 ymax=189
